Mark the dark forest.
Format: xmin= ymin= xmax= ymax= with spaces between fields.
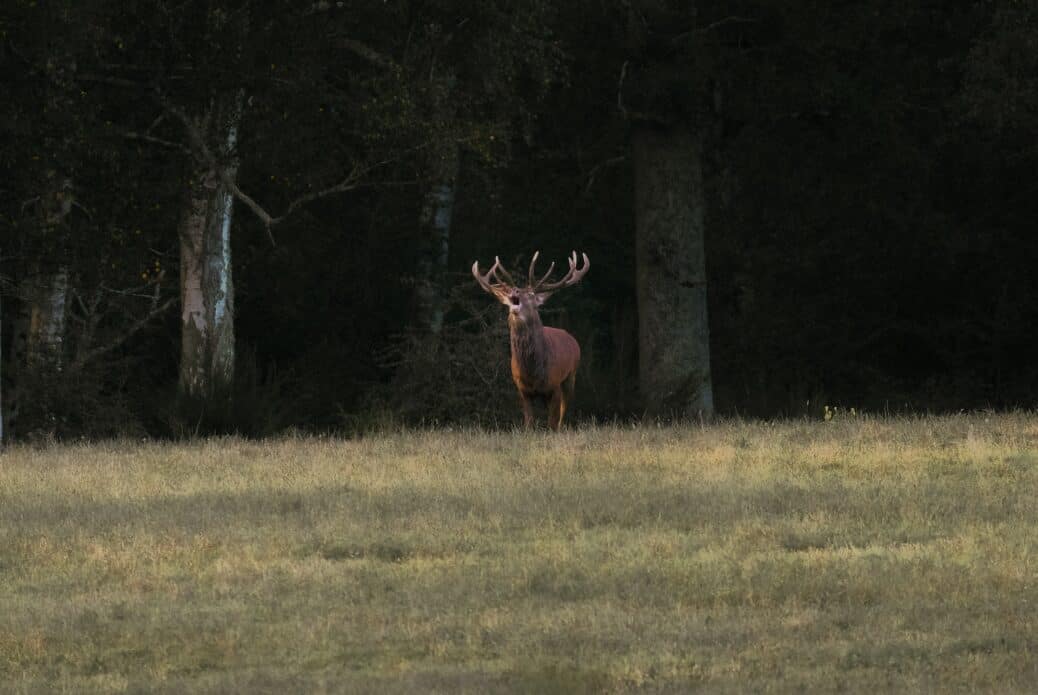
xmin=2 ymin=1 xmax=1037 ymax=440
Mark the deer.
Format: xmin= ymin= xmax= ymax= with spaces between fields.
xmin=472 ymin=250 xmax=590 ymax=430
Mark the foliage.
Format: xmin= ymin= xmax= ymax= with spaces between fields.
xmin=962 ymin=1 xmax=1038 ymax=136
xmin=4 ymin=1 xmax=1038 ymax=438
xmin=8 ymin=362 xmax=146 ymax=441
xmin=157 ymin=347 xmax=301 ymax=439
xmin=365 ymin=281 xmax=518 ymax=427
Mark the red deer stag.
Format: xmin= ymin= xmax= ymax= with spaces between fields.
xmin=472 ymin=251 xmax=590 ymax=430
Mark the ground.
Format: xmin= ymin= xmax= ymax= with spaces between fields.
xmin=1 ymin=414 xmax=1036 ymax=693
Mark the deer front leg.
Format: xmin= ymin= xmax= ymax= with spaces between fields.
xmin=548 ymin=388 xmax=565 ymax=431
xmin=518 ymin=391 xmax=535 ymax=429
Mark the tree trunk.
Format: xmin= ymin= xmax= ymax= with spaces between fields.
xmin=0 ymin=265 xmax=71 ymax=440
xmin=178 ymin=93 xmax=242 ymax=401
xmin=414 ymin=147 xmax=459 ymax=334
xmin=633 ymin=124 xmax=714 ymax=418
xmin=25 ymin=266 xmax=69 ymax=369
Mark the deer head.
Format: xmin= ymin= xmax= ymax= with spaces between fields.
xmin=471 ymin=250 xmax=590 ymax=325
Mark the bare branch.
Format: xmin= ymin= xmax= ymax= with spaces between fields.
xmin=618 ymin=60 xmax=630 ymax=120
xmin=156 ymin=90 xmax=385 ymax=246
xmin=121 ymin=130 xmax=192 ymax=154
xmin=78 ymin=73 xmax=149 ymax=89
xmin=155 ymin=93 xmax=278 ymax=241
xmin=270 ymin=167 xmax=364 ymax=223
xmin=71 ymin=274 xmax=171 ymax=371
xmin=307 ymin=1 xmax=344 ymax=13
xmin=585 ymin=155 xmax=626 ymax=194
xmin=146 ymin=113 xmax=166 ymax=132
xmin=335 ymin=37 xmax=396 ymax=69
xmin=155 ymin=93 xmax=219 ymax=165
xmin=98 ymin=285 xmax=164 ymax=300
xmin=616 ymin=60 xmax=681 ymax=126
xmin=673 ymin=16 xmax=758 ymax=43
xmin=71 ymin=200 xmax=94 ymax=220
xmin=68 ymin=296 xmax=176 ymax=371
xmin=68 ymin=288 xmax=89 ymax=326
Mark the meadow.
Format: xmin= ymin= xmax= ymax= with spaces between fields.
xmin=1 ymin=414 xmax=1036 ymax=693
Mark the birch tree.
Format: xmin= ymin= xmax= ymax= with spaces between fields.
xmin=414 ymin=144 xmax=458 ymax=334
xmin=81 ymin=3 xmax=376 ymax=404
xmin=3 ymin=173 xmax=76 ymax=435
xmin=175 ymin=92 xmax=243 ymax=400
xmin=23 ymin=175 xmax=74 ymax=371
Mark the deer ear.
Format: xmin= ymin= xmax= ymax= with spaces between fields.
xmin=535 ymin=292 xmax=552 ymax=306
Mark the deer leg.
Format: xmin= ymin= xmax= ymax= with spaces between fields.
xmin=518 ymin=392 xmax=535 ymax=429
xmin=562 ymin=371 xmax=576 ymax=405
xmin=548 ymin=388 xmax=565 ymax=431
xmin=551 ymin=372 xmax=576 ymax=431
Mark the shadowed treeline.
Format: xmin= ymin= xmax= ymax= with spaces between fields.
xmin=3 ymin=2 xmax=1038 ymax=438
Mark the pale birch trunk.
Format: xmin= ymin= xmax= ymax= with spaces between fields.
xmin=8 ymin=265 xmax=70 ymax=436
xmin=25 ymin=266 xmax=69 ymax=369
xmin=4 ymin=174 xmax=75 ymax=437
xmin=633 ymin=124 xmax=714 ymax=418
xmin=26 ymin=175 xmax=73 ymax=370
xmin=178 ymin=93 xmax=242 ymax=401
xmin=414 ymin=148 xmax=459 ymax=334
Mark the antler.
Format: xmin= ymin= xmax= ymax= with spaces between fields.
xmin=531 ymin=251 xmax=590 ymax=293
xmin=527 ymin=251 xmax=556 ymax=288
xmin=472 ymin=256 xmax=515 ymax=297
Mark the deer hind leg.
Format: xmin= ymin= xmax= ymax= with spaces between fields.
xmin=548 ymin=371 xmax=577 ymax=431
xmin=563 ymin=371 xmax=576 ymax=405
xmin=518 ymin=391 xmax=535 ymax=429
xmin=548 ymin=387 xmax=566 ymax=431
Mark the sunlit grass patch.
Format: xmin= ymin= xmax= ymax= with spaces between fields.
xmin=2 ymin=414 xmax=1037 ymax=692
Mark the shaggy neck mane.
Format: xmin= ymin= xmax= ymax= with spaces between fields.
xmin=509 ymin=314 xmax=548 ymax=383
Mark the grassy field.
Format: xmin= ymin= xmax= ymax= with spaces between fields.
xmin=1 ymin=414 xmax=1037 ymax=693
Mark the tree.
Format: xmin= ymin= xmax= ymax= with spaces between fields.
xmin=403 ymin=2 xmax=565 ymax=334
xmin=621 ymin=1 xmax=716 ymax=418
xmin=57 ymin=1 xmax=392 ymax=407
xmin=173 ymin=91 xmax=244 ymax=401
xmin=631 ymin=124 xmax=713 ymax=417
xmin=962 ymin=1 xmax=1038 ymax=140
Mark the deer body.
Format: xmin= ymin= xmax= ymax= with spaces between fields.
xmin=473 ymin=251 xmax=589 ymax=430
xmin=510 ymin=320 xmax=580 ymax=429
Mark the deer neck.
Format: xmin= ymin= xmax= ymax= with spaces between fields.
xmin=509 ymin=313 xmax=548 ymax=381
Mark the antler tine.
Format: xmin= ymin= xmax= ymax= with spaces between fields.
xmin=527 ymin=251 xmax=540 ymax=287
xmin=492 ymin=255 xmax=516 ymax=286
xmin=473 ymin=256 xmax=516 ymax=297
xmin=534 ymin=251 xmax=590 ymax=293
xmin=526 ymin=249 xmax=559 ymax=290
xmin=534 ymin=261 xmax=556 ymax=289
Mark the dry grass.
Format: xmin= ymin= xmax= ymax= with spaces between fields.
xmin=1 ymin=414 xmax=1037 ymax=693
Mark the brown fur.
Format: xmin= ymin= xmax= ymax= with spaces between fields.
xmin=509 ymin=317 xmax=580 ymax=430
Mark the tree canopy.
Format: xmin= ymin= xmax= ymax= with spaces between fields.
xmin=2 ymin=0 xmax=1037 ymax=438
